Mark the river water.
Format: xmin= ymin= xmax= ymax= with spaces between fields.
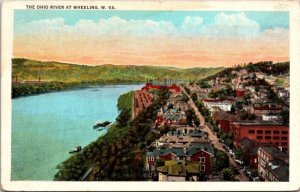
xmin=12 ymin=84 xmax=142 ymax=180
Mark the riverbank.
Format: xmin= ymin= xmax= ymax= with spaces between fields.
xmin=12 ymin=81 xmax=142 ymax=98
xmin=54 ymin=89 xmax=170 ymax=181
xmin=12 ymin=84 xmax=143 ymax=180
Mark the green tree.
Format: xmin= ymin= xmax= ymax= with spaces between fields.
xmin=191 ymin=93 xmax=198 ymax=102
xmin=221 ymin=168 xmax=235 ymax=181
xmin=212 ymin=150 xmax=229 ymax=172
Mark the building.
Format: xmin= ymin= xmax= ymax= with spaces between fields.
xmin=230 ymin=121 xmax=289 ymax=151
xmin=257 ymin=147 xmax=289 ymax=181
xmin=212 ymin=111 xmax=239 ymax=133
xmin=264 ymin=159 xmax=289 ymax=181
xmin=146 ymin=133 xmax=214 ymax=178
xmin=142 ymin=83 xmax=181 ymax=93
xmin=133 ymin=90 xmax=153 ymax=118
xmin=202 ymin=98 xmax=233 ymax=112
xmin=157 ymin=162 xmax=203 ymax=181
xmin=237 ymin=137 xmax=259 ymax=169
xmin=155 ymin=107 xmax=186 ymax=127
xmin=186 ymin=143 xmax=214 ymax=175
xmin=262 ymin=114 xmax=282 ymax=123
xmin=236 ymin=88 xmax=246 ymax=98
xmin=251 ymin=103 xmax=283 ymax=117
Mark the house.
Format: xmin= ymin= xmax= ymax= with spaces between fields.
xmin=153 ymin=134 xmax=209 ymax=149
xmin=257 ymin=146 xmax=289 ymax=181
xmin=155 ymin=109 xmax=186 ymax=127
xmin=157 ymin=161 xmax=203 ymax=181
xmin=146 ymin=132 xmax=214 ymax=178
xmin=237 ymin=137 xmax=259 ymax=169
xmin=186 ymin=143 xmax=214 ymax=175
xmin=230 ymin=121 xmax=289 ymax=151
xmin=202 ymin=98 xmax=233 ymax=112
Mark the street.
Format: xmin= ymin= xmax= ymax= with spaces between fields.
xmin=181 ymin=86 xmax=248 ymax=181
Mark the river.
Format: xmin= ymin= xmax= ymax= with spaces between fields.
xmin=12 ymin=84 xmax=142 ymax=180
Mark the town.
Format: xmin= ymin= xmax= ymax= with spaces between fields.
xmin=133 ymin=61 xmax=289 ymax=181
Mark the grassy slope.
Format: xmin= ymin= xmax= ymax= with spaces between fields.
xmin=12 ymin=58 xmax=224 ymax=83
xmin=117 ymin=91 xmax=134 ymax=119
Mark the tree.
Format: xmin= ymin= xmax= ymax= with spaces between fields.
xmin=235 ymin=148 xmax=247 ymax=164
xmin=212 ymin=150 xmax=229 ymax=172
xmin=281 ymin=110 xmax=289 ymax=125
xmin=194 ymin=118 xmax=200 ymax=127
xmin=198 ymin=81 xmax=211 ymax=88
xmin=221 ymin=168 xmax=235 ymax=181
xmin=191 ymin=93 xmax=198 ymax=102
xmin=116 ymin=109 xmax=131 ymax=127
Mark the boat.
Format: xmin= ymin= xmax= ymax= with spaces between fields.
xmin=69 ymin=146 xmax=82 ymax=154
xmin=93 ymin=121 xmax=111 ymax=129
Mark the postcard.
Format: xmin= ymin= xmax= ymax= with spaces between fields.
xmin=1 ymin=0 xmax=300 ymax=191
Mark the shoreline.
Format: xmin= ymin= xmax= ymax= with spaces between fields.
xmin=12 ymin=81 xmax=144 ymax=99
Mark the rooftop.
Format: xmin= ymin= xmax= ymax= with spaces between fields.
xmin=266 ymin=159 xmax=289 ymax=181
xmin=259 ymin=147 xmax=288 ymax=158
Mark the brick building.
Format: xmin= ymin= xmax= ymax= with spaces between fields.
xmin=230 ymin=121 xmax=289 ymax=151
xmin=251 ymin=103 xmax=283 ymax=117
xmin=235 ymin=88 xmax=246 ymax=98
xmin=212 ymin=111 xmax=238 ymax=133
xmin=133 ymin=90 xmax=153 ymax=118
xmin=142 ymin=83 xmax=181 ymax=93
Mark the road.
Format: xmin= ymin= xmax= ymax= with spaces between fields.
xmin=181 ymin=86 xmax=248 ymax=181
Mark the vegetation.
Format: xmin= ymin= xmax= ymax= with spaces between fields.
xmin=54 ymin=90 xmax=170 ymax=181
xmin=280 ymin=110 xmax=289 ymax=125
xmin=234 ymin=148 xmax=248 ymax=164
xmin=191 ymin=92 xmax=198 ymax=102
xmin=12 ymin=58 xmax=223 ymax=98
xmin=198 ymin=81 xmax=211 ymax=88
xmin=185 ymin=108 xmax=200 ymax=127
xmin=117 ymin=91 xmax=134 ymax=123
xmin=195 ymin=100 xmax=214 ymax=126
xmin=212 ymin=150 xmax=229 ymax=172
xmin=219 ymin=131 xmax=234 ymax=149
xmin=208 ymin=86 xmax=235 ymax=100
xmin=239 ymin=110 xmax=256 ymax=121
xmin=183 ymin=86 xmax=191 ymax=95
xmin=181 ymin=93 xmax=189 ymax=102
xmin=221 ymin=168 xmax=235 ymax=181
xmin=12 ymin=81 xmax=78 ymax=98
xmin=203 ymin=61 xmax=289 ymax=81
xmin=12 ymin=58 xmax=223 ymax=84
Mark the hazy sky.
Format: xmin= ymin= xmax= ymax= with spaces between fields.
xmin=13 ymin=11 xmax=289 ymax=68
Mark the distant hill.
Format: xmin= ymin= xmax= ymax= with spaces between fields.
xmin=202 ymin=61 xmax=289 ymax=81
xmin=12 ymin=58 xmax=224 ymax=84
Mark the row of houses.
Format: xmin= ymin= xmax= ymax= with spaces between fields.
xmin=146 ymin=127 xmax=214 ymax=181
xmin=146 ymin=90 xmax=215 ymax=181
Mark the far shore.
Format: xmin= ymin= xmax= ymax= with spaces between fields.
xmin=12 ymin=81 xmax=144 ymax=99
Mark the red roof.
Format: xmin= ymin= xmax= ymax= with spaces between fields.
xmin=254 ymin=107 xmax=282 ymax=110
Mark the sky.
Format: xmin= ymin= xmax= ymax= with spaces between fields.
xmin=13 ymin=10 xmax=289 ymax=68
